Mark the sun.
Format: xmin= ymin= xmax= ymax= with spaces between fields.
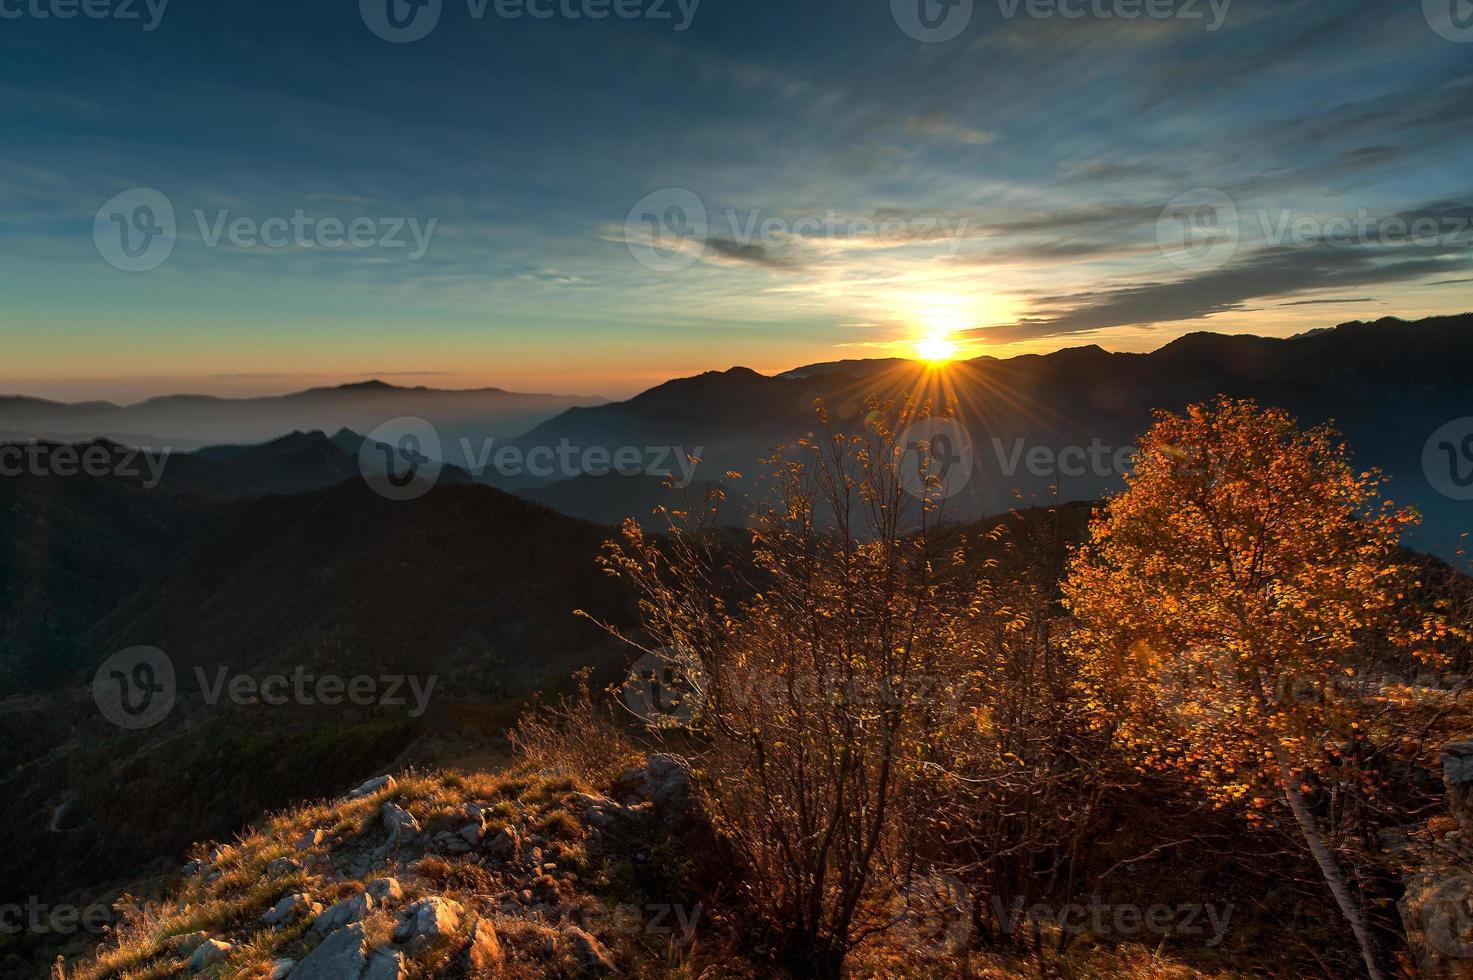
xmin=915 ymin=335 xmax=958 ymax=363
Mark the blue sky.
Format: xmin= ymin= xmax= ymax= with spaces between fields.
xmin=1 ymin=0 xmax=1470 ymax=400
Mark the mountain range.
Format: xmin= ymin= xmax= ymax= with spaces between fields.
xmin=497 ymin=313 xmax=1473 ymax=555
xmin=0 ymin=380 xmax=606 ymax=450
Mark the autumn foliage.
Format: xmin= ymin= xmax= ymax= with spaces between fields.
xmin=1063 ymin=397 xmax=1438 ymax=979
xmin=569 ymin=394 xmax=1461 ymax=979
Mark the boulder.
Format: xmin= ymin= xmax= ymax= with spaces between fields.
xmin=393 ymin=897 xmax=464 ymax=953
xmin=345 ymin=775 xmax=396 ymax=801
xmin=645 ymin=754 xmax=694 ymax=814
xmin=270 ymin=959 xmax=294 ymax=979
xmin=291 ymin=923 xmax=369 ymax=980
xmin=576 ymin=792 xmax=651 ymax=830
xmin=565 ymin=926 xmax=617 ymax=975
xmin=464 ymin=918 xmax=505 ymax=972
xmin=459 ymin=820 xmax=485 ymax=846
xmin=296 ymin=829 xmax=327 ymax=851
xmin=188 ymin=939 xmax=234 ymax=973
xmin=314 ymin=891 xmax=375 ymax=934
xmin=1401 ymin=870 xmax=1473 ymax=978
xmin=433 ymin=830 xmax=473 ymax=855
xmin=362 ymin=946 xmax=407 ymax=980
xmin=261 ymin=893 xmax=319 ymax=927
xmin=488 ymin=827 xmax=520 ymax=859
xmin=381 ymin=803 xmax=421 ymax=840
xmin=266 ymin=857 xmax=299 ymax=877
xmin=615 ymin=755 xmax=694 ymax=820
xmin=366 ymin=877 xmax=404 ymax=904
xmin=170 ymin=932 xmax=209 ymax=957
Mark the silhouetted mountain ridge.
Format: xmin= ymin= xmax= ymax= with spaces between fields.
xmin=510 ymin=313 xmax=1473 ymax=554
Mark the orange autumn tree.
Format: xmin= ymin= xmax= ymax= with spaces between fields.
xmin=1062 ymin=397 xmax=1423 ymax=980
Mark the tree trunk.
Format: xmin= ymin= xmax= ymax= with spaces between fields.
xmin=1274 ymin=749 xmax=1386 ymax=980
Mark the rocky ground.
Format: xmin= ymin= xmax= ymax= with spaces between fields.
xmin=60 ymin=756 xmax=707 ymax=980
xmin=55 ymin=740 xmax=1473 ymax=979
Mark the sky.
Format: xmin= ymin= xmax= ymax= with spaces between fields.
xmin=1 ymin=0 xmax=1470 ymax=401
